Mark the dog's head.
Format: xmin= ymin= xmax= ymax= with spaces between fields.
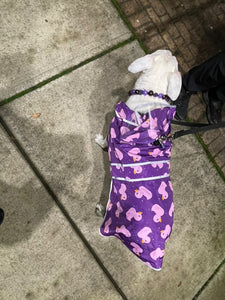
xmin=128 ymin=50 xmax=182 ymax=101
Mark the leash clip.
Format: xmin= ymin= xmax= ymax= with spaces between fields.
xmin=158 ymin=136 xmax=166 ymax=149
xmin=153 ymin=135 xmax=174 ymax=148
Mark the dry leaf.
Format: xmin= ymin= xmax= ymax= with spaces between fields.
xmin=178 ymin=281 xmax=182 ymax=287
xmin=32 ymin=113 xmax=41 ymax=119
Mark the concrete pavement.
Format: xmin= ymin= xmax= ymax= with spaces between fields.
xmin=0 ymin=1 xmax=225 ymax=299
xmin=0 ymin=126 xmax=120 ymax=300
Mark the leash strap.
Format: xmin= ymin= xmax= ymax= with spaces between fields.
xmin=171 ymin=120 xmax=225 ymax=140
xmin=171 ymin=120 xmax=210 ymax=127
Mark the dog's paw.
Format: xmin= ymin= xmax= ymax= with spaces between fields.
xmin=95 ymin=202 xmax=105 ymax=217
xmin=95 ymin=134 xmax=107 ymax=149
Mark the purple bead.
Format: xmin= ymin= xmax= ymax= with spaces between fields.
xmin=165 ymin=95 xmax=170 ymax=101
xmin=153 ymin=93 xmax=158 ymax=97
xmin=128 ymin=90 xmax=134 ymax=95
xmin=143 ymin=90 xmax=148 ymax=95
xmin=158 ymin=93 xmax=163 ymax=98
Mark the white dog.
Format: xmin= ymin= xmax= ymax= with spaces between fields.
xmin=95 ymin=49 xmax=181 ymax=150
xmin=95 ymin=50 xmax=182 ymax=269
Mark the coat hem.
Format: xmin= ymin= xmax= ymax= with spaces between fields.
xmin=99 ymin=230 xmax=162 ymax=271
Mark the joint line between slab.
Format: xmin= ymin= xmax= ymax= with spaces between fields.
xmin=195 ymin=134 xmax=225 ymax=183
xmin=0 ymin=115 xmax=128 ymax=300
xmin=192 ymin=257 xmax=225 ymax=299
xmin=111 ymin=0 xmax=147 ymax=53
xmin=175 ymin=118 xmax=225 ymax=182
xmin=0 ymin=37 xmax=135 ymax=107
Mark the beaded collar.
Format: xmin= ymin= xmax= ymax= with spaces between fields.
xmin=128 ymin=89 xmax=172 ymax=103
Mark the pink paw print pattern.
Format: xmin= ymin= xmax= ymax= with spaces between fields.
xmin=152 ymin=162 xmax=164 ymax=169
xmin=130 ymin=242 xmax=143 ymax=256
xmin=126 ymin=207 xmax=143 ymax=222
xmin=141 ymin=118 xmax=150 ymax=128
xmin=169 ymin=202 xmax=174 ymax=217
xmin=138 ymin=227 xmax=152 ymax=244
xmin=104 ymin=218 xmax=112 ymax=233
xmin=115 ymin=165 xmax=123 ymax=171
xmin=150 ymin=115 xmax=158 ymax=129
xmin=145 ymin=262 xmax=156 ymax=269
xmin=150 ymin=248 xmax=165 ymax=261
xmin=115 ymin=202 xmax=123 ymax=218
xmin=158 ymin=181 xmax=168 ymax=200
xmin=131 ymin=165 xmax=143 ymax=175
xmin=160 ymin=225 xmax=171 ymax=239
xmin=115 ymin=148 xmax=123 ymax=160
xmin=119 ymin=183 xmax=127 ymax=200
xmin=162 ymin=118 xmax=169 ymax=132
xmin=113 ymin=185 xmax=117 ymax=194
xmin=128 ymin=148 xmax=141 ymax=162
xmin=110 ymin=128 xmax=116 ymax=139
xmin=165 ymin=148 xmax=171 ymax=157
xmin=148 ymin=129 xmax=159 ymax=140
xmin=168 ymin=180 xmax=173 ymax=191
xmin=135 ymin=186 xmax=152 ymax=200
xmin=124 ymin=132 xmax=140 ymax=142
xmin=151 ymin=204 xmax=164 ymax=223
xmin=107 ymin=202 xmax=113 ymax=211
xmin=119 ymin=108 xmax=126 ymax=119
xmin=116 ymin=225 xmax=131 ymax=237
xmin=120 ymin=126 xmax=129 ymax=135
xmin=149 ymin=148 xmax=164 ymax=157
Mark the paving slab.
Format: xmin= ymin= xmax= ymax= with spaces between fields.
xmin=1 ymin=42 xmax=225 ymax=299
xmin=198 ymin=263 xmax=225 ymax=300
xmin=0 ymin=0 xmax=131 ymax=100
xmin=0 ymin=128 xmax=122 ymax=300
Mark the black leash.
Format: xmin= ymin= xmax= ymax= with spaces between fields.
xmin=171 ymin=120 xmax=209 ymax=127
xmin=171 ymin=120 xmax=225 ymax=140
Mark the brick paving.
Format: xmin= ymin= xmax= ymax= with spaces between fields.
xmin=116 ymin=0 xmax=225 ymax=176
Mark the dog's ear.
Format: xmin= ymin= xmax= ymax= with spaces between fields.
xmin=128 ymin=50 xmax=172 ymax=73
xmin=128 ymin=55 xmax=153 ymax=73
xmin=167 ymin=71 xmax=182 ymax=100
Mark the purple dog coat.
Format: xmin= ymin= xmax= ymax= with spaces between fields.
xmin=100 ymin=101 xmax=176 ymax=271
